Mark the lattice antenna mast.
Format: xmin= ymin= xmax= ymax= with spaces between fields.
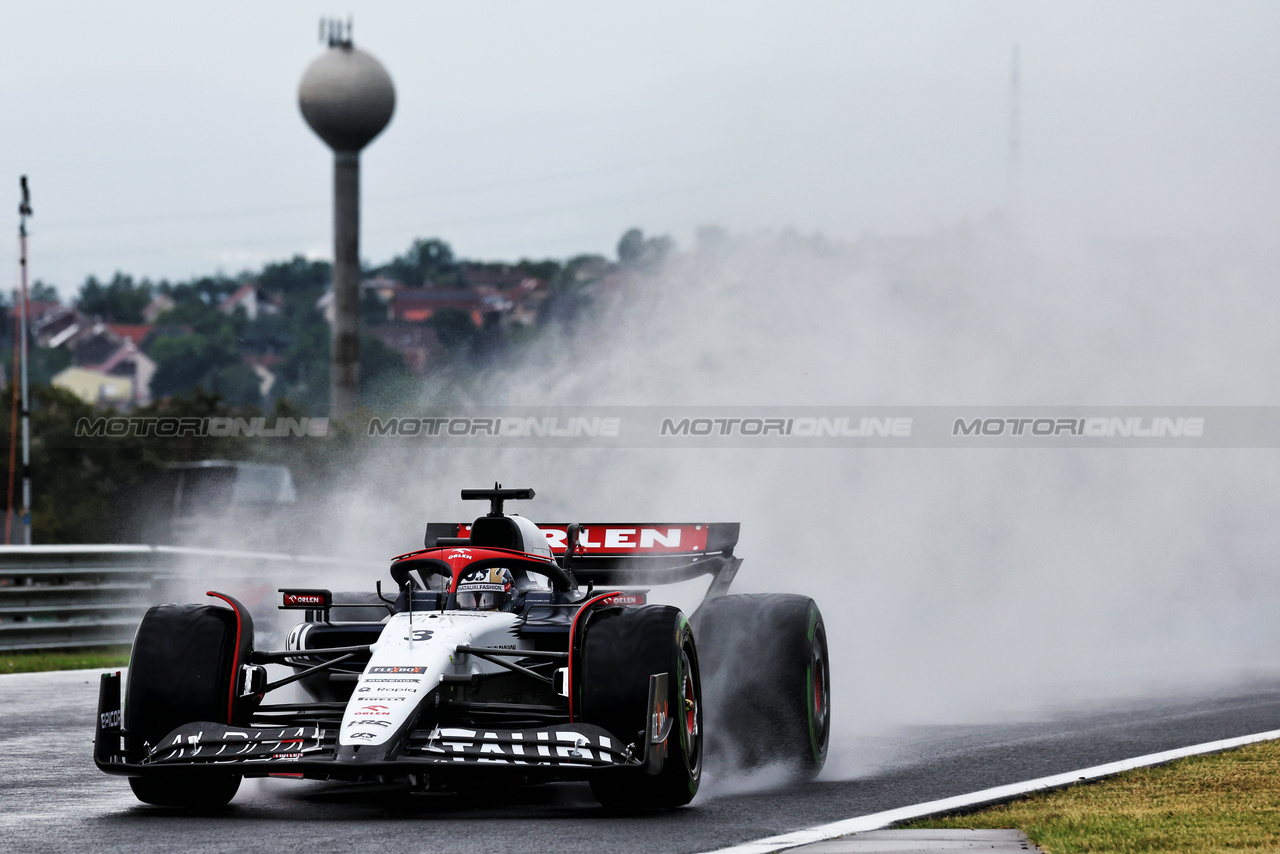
xmin=16 ymin=177 xmax=31 ymax=545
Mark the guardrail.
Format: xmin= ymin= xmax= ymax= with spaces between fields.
xmin=0 ymin=546 xmax=385 ymax=652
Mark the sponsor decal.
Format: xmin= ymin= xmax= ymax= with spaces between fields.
xmin=282 ymin=592 xmax=326 ymax=607
xmin=457 ymin=567 xmax=512 ymax=592
xmin=145 ymin=724 xmax=328 ymax=764
xmin=361 ymin=678 xmax=420 ymax=684
xmin=358 ymin=704 xmax=392 ymax=715
xmin=348 ymin=719 xmax=392 ymax=728
xmin=539 ymin=525 xmax=709 ymax=554
xmin=651 ymin=699 xmax=669 ymax=742
xmin=369 ymin=666 xmax=427 ymax=675
xmin=99 ymin=709 xmax=122 ymax=730
xmin=350 ymin=731 xmax=377 ymax=740
xmin=359 ymin=687 xmax=417 ymax=694
xmin=418 ymin=726 xmax=619 ymax=765
xmin=600 ymin=592 xmax=646 ymax=606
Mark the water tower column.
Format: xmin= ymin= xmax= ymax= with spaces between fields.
xmin=332 ymin=150 xmax=361 ymax=415
xmin=298 ymin=21 xmax=395 ymax=418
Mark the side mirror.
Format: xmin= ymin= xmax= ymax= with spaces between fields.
xmin=564 ymin=523 xmax=582 ymax=572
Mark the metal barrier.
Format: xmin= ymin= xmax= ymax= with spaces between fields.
xmin=0 ymin=546 xmax=385 ymax=652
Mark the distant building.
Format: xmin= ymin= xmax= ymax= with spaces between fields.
xmin=106 ymin=324 xmax=155 ymax=349
xmin=32 ymin=305 xmax=83 ymax=348
xmin=94 ymin=340 xmax=157 ymax=405
xmin=142 ymin=294 xmax=175 ymax=323
xmin=71 ymin=323 xmax=126 ymax=367
xmin=218 ymin=283 xmax=282 ymax=320
xmin=367 ymin=323 xmax=444 ymax=376
xmin=361 ymin=274 xmax=401 ymax=302
xmin=52 ymin=367 xmax=134 ymax=407
xmin=390 ymin=288 xmax=486 ymax=324
xmin=60 ymin=322 xmax=157 ymax=406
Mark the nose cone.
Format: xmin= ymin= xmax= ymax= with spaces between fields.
xmin=298 ymin=45 xmax=396 ymax=153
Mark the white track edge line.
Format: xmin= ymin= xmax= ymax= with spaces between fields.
xmin=699 ymin=727 xmax=1280 ymax=854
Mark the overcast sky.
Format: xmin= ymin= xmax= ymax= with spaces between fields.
xmin=3 ymin=1 xmax=1278 ymax=291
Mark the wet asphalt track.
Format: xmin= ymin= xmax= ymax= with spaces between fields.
xmin=4 ymin=670 xmax=1280 ymax=854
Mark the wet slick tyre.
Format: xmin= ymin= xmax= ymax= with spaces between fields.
xmin=579 ymin=605 xmax=702 ymax=810
xmin=692 ymin=594 xmax=829 ymax=776
xmin=125 ymin=603 xmax=242 ymax=809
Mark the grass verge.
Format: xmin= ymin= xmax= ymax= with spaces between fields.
xmin=904 ymin=738 xmax=1280 ymax=853
xmin=0 ymin=645 xmax=131 ymax=674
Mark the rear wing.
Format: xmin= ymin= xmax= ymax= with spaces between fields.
xmin=424 ymin=522 xmax=742 ymax=597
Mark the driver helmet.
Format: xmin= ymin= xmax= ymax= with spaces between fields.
xmin=456 ymin=567 xmax=514 ymax=611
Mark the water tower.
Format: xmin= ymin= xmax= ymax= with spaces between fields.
xmin=299 ymin=20 xmax=395 ymax=417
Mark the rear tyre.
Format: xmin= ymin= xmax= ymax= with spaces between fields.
xmin=578 ymin=605 xmax=702 ymax=810
xmin=692 ymin=594 xmax=829 ymax=776
xmin=124 ymin=603 xmax=243 ymax=808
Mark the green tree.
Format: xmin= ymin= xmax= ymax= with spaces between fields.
xmin=29 ymin=280 xmax=59 ymax=303
xmin=374 ymin=238 xmax=460 ymax=287
xmin=78 ymin=273 xmax=153 ymax=322
xmin=147 ymin=330 xmax=261 ymax=406
xmin=617 ymin=227 xmax=674 ymax=270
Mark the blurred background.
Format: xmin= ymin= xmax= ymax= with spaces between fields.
xmin=3 ymin=1 xmax=1280 ymax=779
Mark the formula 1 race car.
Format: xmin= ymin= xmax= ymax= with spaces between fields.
xmin=94 ymin=486 xmax=829 ymax=810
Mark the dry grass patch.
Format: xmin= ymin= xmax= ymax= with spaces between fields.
xmin=906 ymin=739 xmax=1280 ymax=853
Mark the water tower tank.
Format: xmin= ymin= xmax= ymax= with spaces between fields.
xmin=298 ymin=45 xmax=395 ymax=153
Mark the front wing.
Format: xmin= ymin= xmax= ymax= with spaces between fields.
xmin=95 ymin=672 xmax=671 ymax=782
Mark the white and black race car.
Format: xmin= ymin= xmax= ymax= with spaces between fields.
xmin=95 ymin=486 xmax=829 ymax=809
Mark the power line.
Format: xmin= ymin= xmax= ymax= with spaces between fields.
xmin=35 ymin=149 xmax=723 ymax=233
xmin=31 ymin=175 xmax=734 ymax=264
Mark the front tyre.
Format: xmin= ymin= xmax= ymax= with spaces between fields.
xmin=578 ymin=605 xmax=702 ymax=809
xmin=128 ymin=773 xmax=241 ymax=809
xmin=124 ymin=603 xmax=244 ymax=808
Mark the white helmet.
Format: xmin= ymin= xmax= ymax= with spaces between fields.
xmin=456 ymin=567 xmax=514 ymax=611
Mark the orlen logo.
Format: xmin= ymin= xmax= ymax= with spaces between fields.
xmin=359 ymin=704 xmax=391 ymax=716
xmin=600 ymin=592 xmax=646 ymax=607
xmin=540 ymin=526 xmax=710 ymax=554
xmin=283 ymin=593 xmax=325 ymax=606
